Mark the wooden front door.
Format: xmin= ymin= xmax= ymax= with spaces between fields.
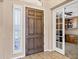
xmin=25 ymin=7 xmax=44 ymax=55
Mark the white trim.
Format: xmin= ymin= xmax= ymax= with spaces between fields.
xmin=44 ymin=49 xmax=53 ymax=52
xmin=12 ymin=54 xmax=25 ymax=59
xmin=48 ymin=49 xmax=53 ymax=51
xmin=44 ymin=49 xmax=49 ymax=52
xmin=78 ymin=0 xmax=79 ymax=59
xmin=52 ymin=9 xmax=56 ymax=51
xmin=23 ymin=5 xmax=26 ymax=57
xmin=62 ymin=7 xmax=65 ymax=55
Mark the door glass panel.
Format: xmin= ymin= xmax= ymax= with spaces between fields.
xmin=56 ymin=11 xmax=63 ymax=49
xmin=13 ymin=7 xmax=22 ymax=54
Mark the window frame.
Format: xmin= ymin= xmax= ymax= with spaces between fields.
xmin=13 ymin=5 xmax=23 ymax=54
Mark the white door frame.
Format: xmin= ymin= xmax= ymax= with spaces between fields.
xmin=12 ymin=4 xmax=25 ymax=59
xmin=52 ymin=0 xmax=78 ymax=55
xmin=52 ymin=6 xmax=65 ymax=55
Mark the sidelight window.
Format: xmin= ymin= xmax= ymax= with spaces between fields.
xmin=13 ymin=5 xmax=23 ymax=54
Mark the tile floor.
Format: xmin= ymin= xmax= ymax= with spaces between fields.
xmin=65 ymin=43 xmax=78 ymax=59
xmin=21 ymin=52 xmax=70 ymax=59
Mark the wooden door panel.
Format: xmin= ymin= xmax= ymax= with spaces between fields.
xmin=36 ymin=10 xmax=43 ymax=17
xmin=28 ymin=38 xmax=34 ymax=50
xmin=35 ymin=18 xmax=42 ymax=34
xmin=25 ymin=7 xmax=44 ymax=56
xmin=26 ymin=38 xmax=34 ymax=55
xmin=34 ymin=38 xmax=41 ymax=49
xmin=28 ymin=17 xmax=34 ymax=35
xmin=27 ymin=8 xmax=35 ymax=16
xmin=34 ymin=37 xmax=43 ymax=52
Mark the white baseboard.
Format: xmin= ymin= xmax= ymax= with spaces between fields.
xmin=44 ymin=49 xmax=54 ymax=52
xmin=44 ymin=49 xmax=49 ymax=52
xmin=12 ymin=54 xmax=25 ymax=59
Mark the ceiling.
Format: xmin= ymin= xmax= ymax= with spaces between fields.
xmin=23 ymin=0 xmax=67 ymax=8
xmin=24 ymin=0 xmax=43 ymax=6
xmin=46 ymin=0 xmax=66 ymax=8
xmin=65 ymin=2 xmax=78 ymax=17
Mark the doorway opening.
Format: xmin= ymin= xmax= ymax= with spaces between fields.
xmin=65 ymin=2 xmax=78 ymax=59
xmin=52 ymin=0 xmax=78 ymax=59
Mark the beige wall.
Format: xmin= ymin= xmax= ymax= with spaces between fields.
xmin=2 ymin=0 xmax=13 ymax=59
xmin=0 ymin=0 xmax=67 ymax=59
xmin=0 ymin=3 xmax=4 ymax=59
